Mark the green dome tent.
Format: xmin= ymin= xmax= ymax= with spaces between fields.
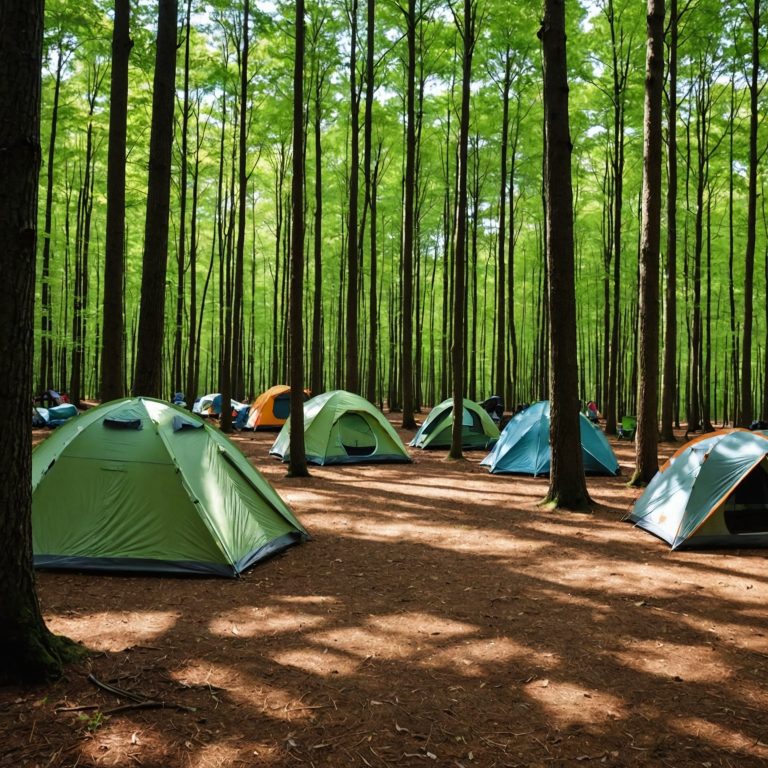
xmin=409 ymin=398 xmax=500 ymax=450
xmin=479 ymin=400 xmax=619 ymax=476
xmin=628 ymin=429 xmax=768 ymax=549
xmin=32 ymin=398 xmax=308 ymax=577
xmin=270 ymin=390 xmax=411 ymax=465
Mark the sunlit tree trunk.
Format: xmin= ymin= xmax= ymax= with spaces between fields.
xmin=631 ymin=0 xmax=664 ymax=486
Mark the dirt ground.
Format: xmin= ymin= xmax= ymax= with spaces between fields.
xmin=3 ymin=418 xmax=768 ymax=768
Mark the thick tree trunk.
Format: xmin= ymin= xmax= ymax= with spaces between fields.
xmin=133 ymin=0 xmax=178 ymax=397
xmin=631 ymin=0 xmax=665 ymax=486
xmin=0 ymin=0 xmax=82 ymax=684
xmin=101 ymin=0 xmax=132 ymax=402
xmin=539 ymin=0 xmax=590 ymax=510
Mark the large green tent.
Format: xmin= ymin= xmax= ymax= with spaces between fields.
xmin=480 ymin=400 xmax=619 ymax=476
xmin=628 ymin=429 xmax=768 ymax=549
xmin=409 ymin=398 xmax=500 ymax=450
xmin=270 ymin=390 xmax=411 ymax=465
xmin=32 ymin=397 xmax=308 ymax=577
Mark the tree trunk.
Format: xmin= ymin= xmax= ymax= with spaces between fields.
xmin=101 ymin=0 xmax=132 ymax=402
xmin=660 ymin=0 xmax=678 ymax=441
xmin=448 ymin=0 xmax=475 ymax=460
xmin=288 ymin=0 xmax=309 ymax=476
xmin=38 ymin=41 xmax=64 ymax=395
xmin=345 ymin=0 xmax=360 ymax=393
xmin=133 ymin=0 xmax=178 ymax=397
xmin=539 ymin=0 xmax=590 ymax=510
xmin=631 ymin=0 xmax=664 ymax=486
xmin=739 ymin=0 xmax=760 ymax=426
xmin=0 ymin=0 xmax=82 ymax=684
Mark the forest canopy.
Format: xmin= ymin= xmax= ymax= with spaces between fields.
xmin=36 ymin=0 xmax=768 ymax=427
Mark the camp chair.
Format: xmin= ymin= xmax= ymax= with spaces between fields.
xmin=618 ymin=415 xmax=637 ymax=440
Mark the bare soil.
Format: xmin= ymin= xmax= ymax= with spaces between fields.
xmin=3 ymin=420 xmax=768 ymax=767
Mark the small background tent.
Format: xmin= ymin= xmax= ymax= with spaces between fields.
xmin=409 ymin=398 xmax=500 ymax=450
xmin=628 ymin=429 xmax=768 ymax=549
xmin=32 ymin=397 xmax=308 ymax=576
xmin=246 ymin=385 xmax=310 ymax=430
xmin=270 ymin=390 xmax=411 ymax=465
xmin=480 ymin=400 xmax=619 ymax=476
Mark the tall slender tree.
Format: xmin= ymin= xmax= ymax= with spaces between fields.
xmin=448 ymin=0 xmax=476 ymax=460
xmin=539 ymin=0 xmax=590 ymax=510
xmin=739 ymin=0 xmax=761 ymax=427
xmin=289 ymin=0 xmax=310 ymax=478
xmin=133 ymin=0 xmax=178 ymax=397
xmin=660 ymin=0 xmax=679 ymax=441
xmin=101 ymin=0 xmax=132 ymax=401
xmin=631 ymin=0 xmax=665 ymax=485
xmin=401 ymin=0 xmax=418 ymax=428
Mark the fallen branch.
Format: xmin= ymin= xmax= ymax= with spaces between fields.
xmin=87 ymin=673 xmax=196 ymax=714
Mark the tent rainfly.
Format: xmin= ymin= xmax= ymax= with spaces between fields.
xmin=628 ymin=429 xmax=768 ymax=549
xmin=245 ymin=385 xmax=310 ymax=430
xmin=32 ymin=397 xmax=308 ymax=576
xmin=480 ymin=400 xmax=619 ymax=476
xmin=270 ymin=390 xmax=412 ymax=465
xmin=409 ymin=398 xmax=500 ymax=450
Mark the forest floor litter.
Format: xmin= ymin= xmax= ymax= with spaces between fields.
xmin=3 ymin=419 xmax=768 ymax=767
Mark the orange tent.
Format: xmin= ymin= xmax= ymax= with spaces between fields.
xmin=246 ymin=385 xmax=310 ymax=430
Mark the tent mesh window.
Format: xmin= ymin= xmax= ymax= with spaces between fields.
xmin=723 ymin=460 xmax=768 ymax=535
xmin=338 ymin=413 xmax=377 ymax=456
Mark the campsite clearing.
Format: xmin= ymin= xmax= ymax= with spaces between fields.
xmin=3 ymin=421 xmax=768 ymax=767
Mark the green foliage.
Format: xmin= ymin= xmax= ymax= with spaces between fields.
xmin=35 ymin=0 xmax=768 ymax=421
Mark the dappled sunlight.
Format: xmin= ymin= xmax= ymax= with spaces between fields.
xmin=307 ymin=612 xmax=478 ymax=663
xmin=208 ymin=602 xmax=333 ymax=638
xmin=523 ymin=679 xmax=627 ymax=728
xmin=612 ymin=639 xmax=732 ymax=684
xmin=46 ymin=610 xmax=178 ymax=651
xmin=426 ymin=637 xmax=561 ymax=677
xmin=272 ymin=647 xmax=360 ymax=677
xmin=672 ymin=715 xmax=768 ymax=758
xmin=177 ymin=660 xmax=318 ymax=723
xmin=77 ymin=721 xmax=174 ymax=765
xmin=337 ymin=515 xmax=550 ymax=558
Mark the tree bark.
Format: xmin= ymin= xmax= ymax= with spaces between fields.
xmin=448 ymin=0 xmax=475 ymax=460
xmin=539 ymin=0 xmax=590 ymax=510
xmin=660 ymin=0 xmax=678 ymax=441
xmin=101 ymin=0 xmax=132 ymax=402
xmin=739 ymin=0 xmax=760 ymax=427
xmin=289 ymin=0 xmax=310 ymax=477
xmin=0 ymin=0 xmax=82 ymax=684
xmin=133 ymin=0 xmax=178 ymax=397
xmin=631 ymin=0 xmax=665 ymax=486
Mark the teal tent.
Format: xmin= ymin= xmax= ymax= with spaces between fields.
xmin=628 ymin=429 xmax=768 ymax=549
xmin=32 ymin=397 xmax=308 ymax=577
xmin=409 ymin=398 xmax=500 ymax=450
xmin=480 ymin=400 xmax=619 ymax=476
xmin=270 ymin=390 xmax=411 ymax=465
